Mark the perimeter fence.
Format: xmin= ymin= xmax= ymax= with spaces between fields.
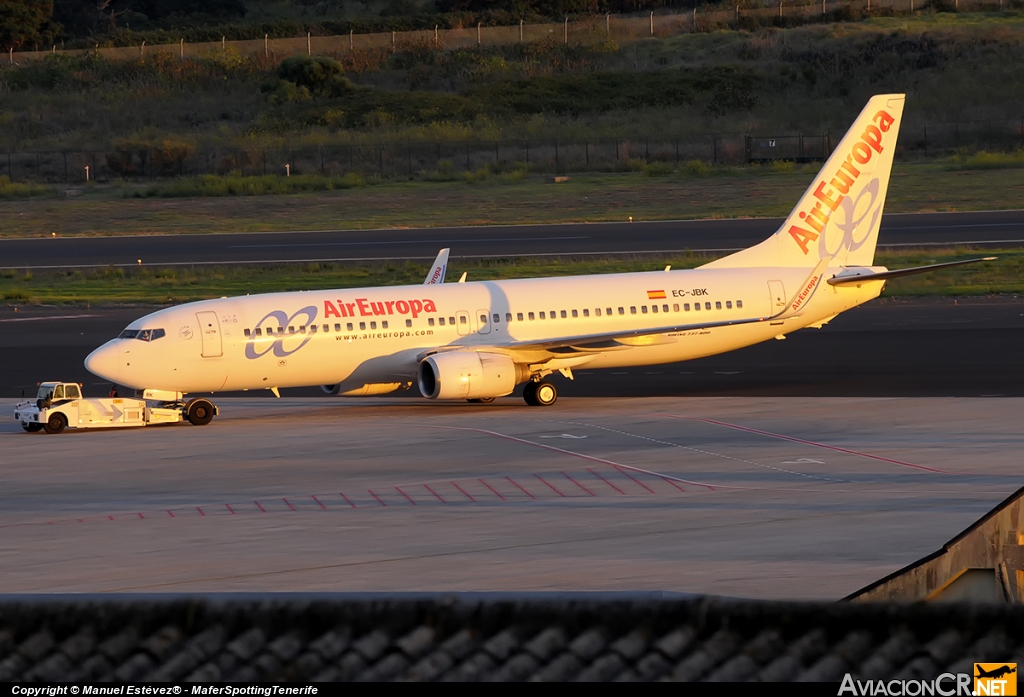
xmin=4 ymin=119 xmax=1023 ymax=184
xmin=4 ymin=0 xmax=1020 ymax=65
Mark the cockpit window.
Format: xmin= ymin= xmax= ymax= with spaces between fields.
xmin=122 ymin=328 xmax=165 ymax=342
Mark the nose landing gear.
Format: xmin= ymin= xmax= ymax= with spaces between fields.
xmin=185 ymin=398 xmax=217 ymax=426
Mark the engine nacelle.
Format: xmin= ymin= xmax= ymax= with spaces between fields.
xmin=321 ymin=384 xmax=341 ymax=395
xmin=418 ymin=352 xmax=523 ymax=400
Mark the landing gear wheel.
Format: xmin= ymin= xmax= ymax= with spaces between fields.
xmin=43 ymin=413 xmax=66 ymax=434
xmin=533 ymin=381 xmax=557 ymax=406
xmin=467 ymin=397 xmax=496 ymax=404
xmin=523 ymin=381 xmax=539 ymax=406
xmin=22 ymin=423 xmax=42 ymax=432
xmin=186 ymin=399 xmax=215 ymax=426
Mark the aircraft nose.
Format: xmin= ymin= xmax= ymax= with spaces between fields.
xmin=85 ymin=342 xmax=121 ymax=383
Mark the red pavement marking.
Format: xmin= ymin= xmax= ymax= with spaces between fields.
xmin=369 ymin=489 xmax=387 ymax=507
xmin=311 ymin=495 xmax=327 ymax=510
xmin=431 ymin=426 xmax=718 ymax=489
xmin=225 ymin=504 xmax=237 ymax=514
xmin=615 ymin=466 xmax=655 ymax=493
xmin=562 ymin=471 xmax=595 ymax=496
xmin=535 ymin=474 xmax=566 ymax=498
xmin=108 ymin=516 xmax=114 ymax=521
xmin=137 ymin=513 xmax=144 ymax=519
xmin=196 ymin=507 xmax=206 ymax=516
xmin=587 ymin=468 xmax=626 ymax=495
xmin=423 ymin=484 xmax=446 ymax=503
xmin=506 ymin=476 xmax=536 ymax=499
xmin=254 ymin=501 xmax=266 ymax=513
xmin=661 ymin=476 xmax=686 ymax=493
xmin=166 ymin=511 xmax=175 ymax=518
xmin=664 ymin=415 xmax=947 ymax=474
xmin=78 ymin=518 xmax=85 ymax=523
xmin=283 ymin=498 xmax=297 ymax=511
xmin=339 ymin=491 xmax=357 ymax=508
xmin=479 ymin=479 xmax=506 ymax=501
xmin=395 ymin=487 xmax=416 ymax=505
xmin=452 ymin=481 xmax=476 ymax=502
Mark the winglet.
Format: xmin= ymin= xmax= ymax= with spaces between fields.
xmin=424 ymin=248 xmax=449 ymax=285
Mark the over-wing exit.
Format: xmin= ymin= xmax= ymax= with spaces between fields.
xmin=81 ymin=95 xmax=993 ymax=422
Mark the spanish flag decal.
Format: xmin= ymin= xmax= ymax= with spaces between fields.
xmin=647 ymin=290 xmax=667 ymax=299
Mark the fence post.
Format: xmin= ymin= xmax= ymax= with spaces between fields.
xmin=520 ymin=19 xmax=524 ymax=43
xmin=477 ymin=23 xmax=481 ymax=46
xmin=564 ymin=17 xmax=568 ymax=45
xmin=265 ymin=34 xmax=268 ymax=57
xmin=307 ymin=33 xmax=311 ymax=55
xmin=436 ymin=25 xmax=440 ymax=47
xmin=140 ymin=40 xmax=145 ymax=58
xmin=822 ymin=0 xmax=826 ymax=15
xmin=180 ymin=38 xmax=184 ymax=60
xmin=693 ymin=8 xmax=697 ymax=31
xmin=736 ymin=5 xmax=740 ymax=21
xmin=392 ymin=31 xmax=396 ymax=49
xmin=867 ymin=0 xmax=871 ymax=11
xmin=606 ymin=14 xmax=610 ymax=35
xmin=350 ymin=30 xmax=354 ymax=51
xmin=222 ymin=36 xmax=225 ymax=51
xmin=910 ymin=0 xmax=914 ymax=12
xmin=650 ymin=11 xmax=654 ymax=36
xmin=779 ymin=2 xmax=783 ymax=17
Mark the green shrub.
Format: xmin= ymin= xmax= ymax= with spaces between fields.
xmin=947 ymin=150 xmax=1024 ymax=171
xmin=642 ymin=161 xmax=674 ymax=177
xmin=684 ymin=159 xmax=712 ymax=177
xmin=0 ymin=176 xmax=52 ymax=198
xmin=771 ymin=160 xmax=796 ymax=173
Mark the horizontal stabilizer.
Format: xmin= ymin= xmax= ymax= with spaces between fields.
xmin=827 ymin=257 xmax=996 ymax=286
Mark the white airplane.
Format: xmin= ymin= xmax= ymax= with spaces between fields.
xmin=85 ymin=94 xmax=992 ymax=423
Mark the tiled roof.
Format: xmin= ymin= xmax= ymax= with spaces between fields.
xmin=1 ymin=595 xmax=1022 ymax=681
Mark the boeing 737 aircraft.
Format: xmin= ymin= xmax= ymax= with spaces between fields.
xmin=84 ymin=94 xmax=992 ymax=423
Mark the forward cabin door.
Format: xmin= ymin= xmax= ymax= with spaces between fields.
xmin=456 ymin=310 xmax=471 ymax=336
xmin=196 ymin=311 xmax=223 ymax=358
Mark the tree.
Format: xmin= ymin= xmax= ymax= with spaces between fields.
xmin=0 ymin=0 xmax=58 ymax=51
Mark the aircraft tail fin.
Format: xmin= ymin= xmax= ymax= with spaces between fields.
xmin=702 ymin=94 xmax=906 ymax=269
xmin=424 ymin=248 xmax=449 ymax=284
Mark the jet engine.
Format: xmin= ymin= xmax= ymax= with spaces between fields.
xmin=418 ymin=351 xmax=526 ymax=400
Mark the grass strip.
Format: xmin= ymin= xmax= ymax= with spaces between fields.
xmin=0 ymin=249 xmax=1017 ymax=306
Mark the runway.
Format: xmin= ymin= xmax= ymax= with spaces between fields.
xmin=2 ymin=210 xmax=1023 ymax=268
xmin=2 ymin=296 xmax=1021 ymax=399
xmin=2 ymin=395 xmax=1021 ymax=598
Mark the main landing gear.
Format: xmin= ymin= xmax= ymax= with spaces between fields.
xmin=185 ymin=398 xmax=216 ymax=426
xmin=523 ymin=381 xmax=557 ymax=407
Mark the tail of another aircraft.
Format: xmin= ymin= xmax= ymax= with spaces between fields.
xmin=702 ymin=94 xmax=906 ymax=270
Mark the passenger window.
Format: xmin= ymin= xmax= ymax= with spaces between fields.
xmin=460 ymin=315 xmax=467 ymax=324
xmin=309 ymin=325 xmax=317 ymax=334
xmin=244 ymin=329 xmax=251 ymax=338
xmin=726 ymin=301 xmax=732 ymax=309
xmin=277 ymin=327 xmax=283 ymax=335
xmin=737 ymin=300 xmax=744 ymax=309
xmin=323 ymin=324 xmax=329 ymax=332
xmin=582 ymin=309 xmax=588 ymax=317
xmin=370 ymin=321 xmax=377 ymax=330
xmin=528 ymin=312 xmax=535 ymax=320
xmin=607 ymin=307 xmax=614 ymax=316
xmin=406 ymin=319 xmax=412 ymax=328
xmin=254 ymin=328 xmax=262 ymax=337
xmin=288 ymin=326 xmax=295 ymax=334
xmin=493 ymin=313 xmax=500 ymax=323
xmin=335 ymin=324 xmax=342 ymax=332
xmin=595 ymin=308 xmax=602 ymax=317
xmin=705 ymin=302 xmax=711 ymax=310
xmin=549 ymin=310 xmax=556 ymax=317
xmin=694 ymin=303 xmax=701 ymax=311
xmin=428 ymin=318 xmax=435 ymax=326
xmin=382 ymin=321 xmax=388 ymax=329
xmin=299 ymin=326 xmax=306 ymax=334
xmin=715 ymin=302 xmax=722 ymax=310
xmin=630 ymin=307 xmax=637 ymax=314
xmin=480 ymin=314 xmax=488 ymax=324
xmin=663 ymin=304 xmax=669 ymax=313
xmin=359 ymin=322 xmax=366 ymax=330
xmin=517 ymin=312 xmax=524 ymax=321
xmin=346 ymin=323 xmax=353 ymax=331
xmin=540 ymin=312 xmax=546 ymax=319
xmin=673 ymin=304 xmax=679 ymax=312
xmin=651 ymin=305 xmax=657 ymax=313
xmin=618 ymin=307 xmax=625 ymax=315
xmin=560 ymin=310 xmax=567 ymax=318
xmin=439 ymin=317 xmax=446 ymax=326
xmin=505 ymin=313 xmax=512 ymax=322
xmin=449 ymin=316 xmax=456 ymax=325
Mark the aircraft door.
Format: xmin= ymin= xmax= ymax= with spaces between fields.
xmin=196 ymin=311 xmax=223 ymax=357
xmin=476 ymin=309 xmax=491 ymax=335
xmin=767 ymin=280 xmax=786 ymax=311
xmin=456 ymin=310 xmax=471 ymax=336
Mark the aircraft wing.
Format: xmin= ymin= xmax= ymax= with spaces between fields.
xmin=424 ymin=248 xmax=450 ymax=285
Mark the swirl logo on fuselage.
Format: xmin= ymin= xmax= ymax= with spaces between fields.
xmin=245 ymin=306 xmax=318 ymax=360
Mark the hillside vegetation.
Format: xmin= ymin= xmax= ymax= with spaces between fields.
xmin=2 ymin=12 xmax=1024 ymax=154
